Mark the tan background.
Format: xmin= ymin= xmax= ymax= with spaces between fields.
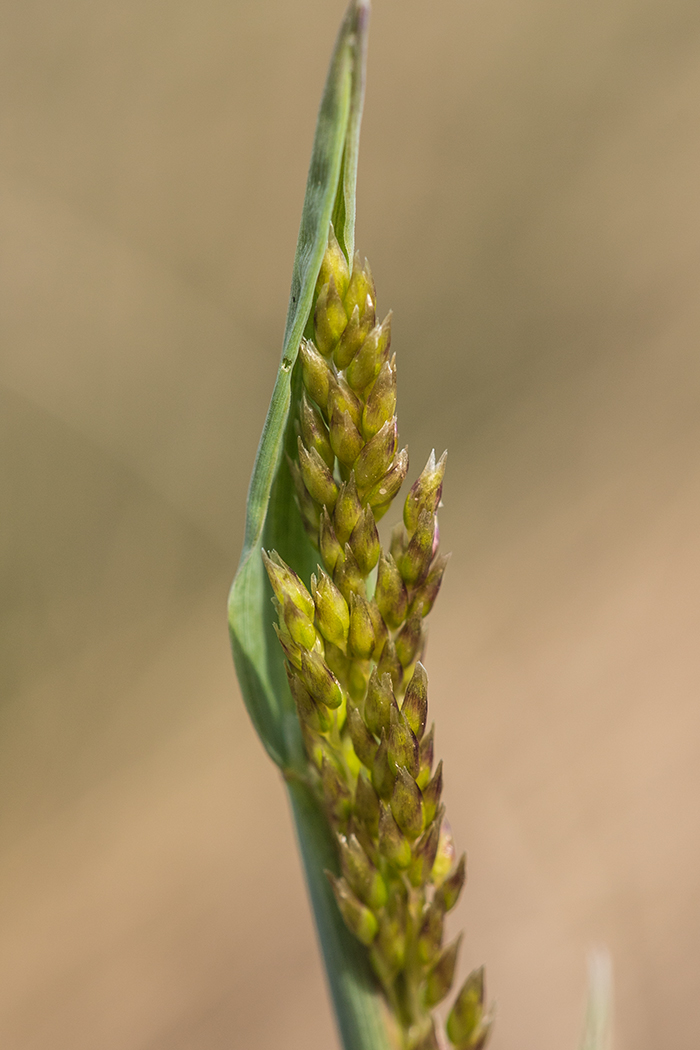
xmin=2 ymin=0 xmax=700 ymax=1047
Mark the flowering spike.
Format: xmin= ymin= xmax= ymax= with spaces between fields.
xmin=252 ymin=223 xmax=485 ymax=1049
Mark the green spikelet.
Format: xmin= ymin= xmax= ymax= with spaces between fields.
xmin=261 ymin=227 xmax=493 ymax=1050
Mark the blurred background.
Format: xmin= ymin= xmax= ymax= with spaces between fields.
xmin=2 ymin=0 xmax=700 ymax=1047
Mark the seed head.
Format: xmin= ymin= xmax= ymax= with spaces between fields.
xmin=262 ymin=226 xmax=485 ymax=1049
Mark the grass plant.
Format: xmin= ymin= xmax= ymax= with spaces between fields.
xmin=228 ymin=4 xmax=612 ymax=1048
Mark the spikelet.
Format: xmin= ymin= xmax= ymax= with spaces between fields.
xmin=263 ymin=225 xmax=491 ymax=1050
